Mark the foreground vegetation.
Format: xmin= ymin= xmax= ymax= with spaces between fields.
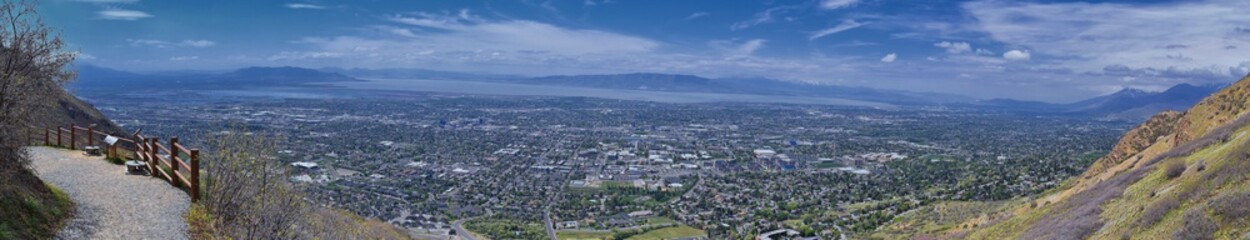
xmin=0 ymin=0 xmax=88 ymax=238
xmin=465 ymin=217 xmax=548 ymax=240
xmin=0 ymin=176 xmax=74 ymax=239
xmin=186 ymin=128 xmax=409 ymax=239
xmin=552 ymin=225 xmax=707 ymax=240
xmin=936 ymin=75 xmax=1250 ymax=239
xmin=624 ymin=226 xmax=706 ymax=240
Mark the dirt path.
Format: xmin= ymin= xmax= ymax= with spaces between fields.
xmin=28 ymin=147 xmax=189 ymax=240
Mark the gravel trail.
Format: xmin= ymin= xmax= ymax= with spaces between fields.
xmin=28 ymin=146 xmax=190 ymax=240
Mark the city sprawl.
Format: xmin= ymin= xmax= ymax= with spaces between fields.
xmin=91 ymin=93 xmax=1129 ymax=239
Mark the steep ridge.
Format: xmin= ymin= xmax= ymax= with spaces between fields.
xmin=1078 ymin=110 xmax=1182 ymax=182
xmin=47 ymin=90 xmax=123 ymax=134
xmin=961 ymin=74 xmax=1250 ymax=239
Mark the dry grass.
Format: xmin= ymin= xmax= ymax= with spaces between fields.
xmin=873 ymin=201 xmax=1013 ymax=239
xmin=1172 ymin=209 xmax=1216 ymax=240
xmin=191 ymin=127 xmax=408 ymax=239
xmin=1137 ymin=196 xmax=1179 ymax=228
xmin=971 ymin=76 xmax=1250 ymax=239
xmin=183 ymin=204 xmax=218 ymax=240
xmin=1209 ymin=191 xmax=1250 ymax=222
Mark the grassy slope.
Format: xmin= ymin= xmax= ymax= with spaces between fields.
xmin=959 ymin=75 xmax=1250 ymax=239
xmin=1096 ymin=124 xmax=1250 ymax=239
xmin=557 ymin=230 xmax=614 ymax=240
xmin=184 ymin=203 xmax=410 ymax=239
xmin=0 ymin=169 xmax=75 ymax=239
xmin=870 ymin=200 xmax=1012 ymax=239
xmin=875 ymin=75 xmax=1250 ymax=239
xmin=624 ymin=226 xmax=707 ymax=240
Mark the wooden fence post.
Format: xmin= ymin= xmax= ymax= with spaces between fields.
xmin=146 ymin=138 xmax=155 ymax=175
xmin=44 ymin=128 xmax=49 ymax=146
xmin=87 ymin=126 xmax=94 ymax=147
xmin=190 ymin=149 xmax=200 ymax=202
xmin=56 ymin=127 xmax=62 ymax=147
xmin=170 ymin=138 xmax=180 ymax=186
xmin=69 ymin=125 xmax=76 ymax=150
xmin=149 ymin=137 xmax=160 ymax=177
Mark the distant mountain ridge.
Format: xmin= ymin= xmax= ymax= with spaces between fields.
xmin=71 ymin=65 xmax=1223 ymax=120
xmin=506 ymin=73 xmax=976 ymax=105
xmin=976 ymin=83 xmax=1223 ymax=120
xmin=503 ymin=73 xmax=1223 ymax=117
xmin=1070 ymin=83 xmax=1223 ymax=114
xmin=73 ymin=65 xmax=360 ymax=91
xmin=320 ymin=67 xmax=520 ymax=81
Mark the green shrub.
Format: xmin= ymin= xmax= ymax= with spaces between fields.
xmin=1164 ymin=160 xmax=1186 ymax=179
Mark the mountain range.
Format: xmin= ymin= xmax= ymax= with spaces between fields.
xmin=72 ymin=65 xmax=360 ymax=91
xmin=72 ymin=65 xmax=1224 ymax=121
xmin=977 ymin=83 xmax=1225 ymax=120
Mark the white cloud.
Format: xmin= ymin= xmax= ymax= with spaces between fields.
xmin=128 ymin=39 xmax=168 ymax=48
xmin=73 ymin=52 xmax=98 ymax=60
xmin=1003 ymin=50 xmax=1030 ymax=60
xmin=169 ymin=56 xmax=199 ymax=61
xmin=737 ymin=39 xmax=767 ymax=56
xmin=267 ymin=51 xmax=343 ymax=61
xmin=731 ymin=6 xmax=798 ymax=30
xmin=832 ymin=40 xmax=878 ymax=47
xmin=963 ymin=0 xmax=1250 ymax=79
xmin=284 ymin=14 xmax=848 ymax=82
xmin=374 ymin=26 xmax=418 ymax=38
xmin=820 ymin=0 xmax=860 ymax=10
xmin=73 ymin=0 xmax=139 ymax=3
xmin=934 ymin=41 xmax=972 ymax=54
xmin=381 ymin=11 xmax=658 ymax=55
xmin=881 ymin=53 xmax=897 ymax=63
xmin=583 ymin=0 xmax=613 ymax=6
xmin=98 ymin=9 xmax=152 ymax=20
xmin=285 ymin=3 xmax=327 ymax=9
xmin=388 ymin=10 xmax=485 ymax=30
xmin=810 ymin=20 xmax=865 ymax=40
xmin=685 ymin=12 xmax=710 ymax=20
xmin=128 ymin=39 xmax=215 ymax=48
xmin=179 ymin=40 xmax=216 ymax=48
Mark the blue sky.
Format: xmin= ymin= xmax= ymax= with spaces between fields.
xmin=44 ymin=0 xmax=1250 ymax=102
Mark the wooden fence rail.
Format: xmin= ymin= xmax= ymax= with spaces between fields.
xmin=28 ymin=124 xmax=201 ymax=202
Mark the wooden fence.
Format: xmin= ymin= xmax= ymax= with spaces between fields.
xmin=28 ymin=124 xmax=201 ymax=202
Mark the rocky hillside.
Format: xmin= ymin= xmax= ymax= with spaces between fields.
xmin=954 ymin=74 xmax=1250 ymax=239
xmin=46 ymin=90 xmax=123 ymax=135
